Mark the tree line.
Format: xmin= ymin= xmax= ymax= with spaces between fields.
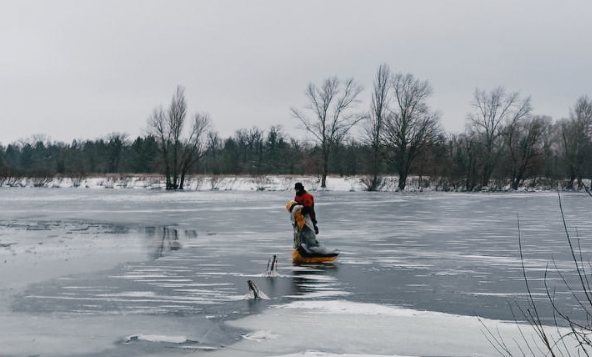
xmin=1 ymin=64 xmax=591 ymax=190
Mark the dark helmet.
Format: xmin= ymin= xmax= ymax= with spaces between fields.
xmin=294 ymin=182 xmax=304 ymax=190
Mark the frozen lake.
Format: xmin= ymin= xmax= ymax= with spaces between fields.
xmin=1 ymin=188 xmax=591 ymax=356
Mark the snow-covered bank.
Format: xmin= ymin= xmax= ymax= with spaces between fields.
xmin=1 ymin=174 xmax=583 ymax=192
xmin=0 ymin=175 xmax=380 ymax=191
xmin=0 ymin=174 xmax=345 ymax=191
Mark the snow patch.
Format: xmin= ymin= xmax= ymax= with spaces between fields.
xmin=284 ymin=291 xmax=351 ymax=299
xmin=276 ymin=300 xmax=438 ymax=317
xmin=242 ymin=330 xmax=279 ymax=342
xmin=124 ymin=334 xmax=192 ymax=344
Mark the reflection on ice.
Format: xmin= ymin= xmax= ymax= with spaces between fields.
xmin=264 ymin=254 xmax=279 ymax=277
xmin=147 ymin=226 xmax=190 ymax=259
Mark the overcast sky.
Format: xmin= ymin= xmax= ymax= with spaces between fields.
xmin=1 ymin=0 xmax=591 ymax=145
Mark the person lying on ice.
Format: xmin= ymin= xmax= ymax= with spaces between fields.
xmin=285 ymin=199 xmax=326 ymax=254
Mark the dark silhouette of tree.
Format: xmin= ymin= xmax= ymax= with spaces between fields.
xmin=559 ymin=96 xmax=592 ymax=189
xmin=126 ymin=135 xmax=159 ymax=173
xmin=503 ymin=115 xmax=550 ymax=189
xmin=203 ymin=131 xmax=222 ymax=175
xmin=105 ymin=133 xmax=128 ymax=173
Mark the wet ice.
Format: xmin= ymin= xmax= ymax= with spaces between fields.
xmin=1 ymin=186 xmax=591 ymax=356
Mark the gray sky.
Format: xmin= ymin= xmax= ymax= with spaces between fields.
xmin=1 ymin=0 xmax=591 ymax=145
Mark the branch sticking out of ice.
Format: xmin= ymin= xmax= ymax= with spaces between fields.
xmin=246 ymin=279 xmax=269 ymax=300
xmin=264 ymin=254 xmax=279 ymax=277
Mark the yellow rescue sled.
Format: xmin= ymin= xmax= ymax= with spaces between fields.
xmin=292 ymin=245 xmax=338 ymax=264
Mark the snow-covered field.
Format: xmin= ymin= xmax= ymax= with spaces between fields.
xmin=1 ymin=180 xmax=591 ymax=356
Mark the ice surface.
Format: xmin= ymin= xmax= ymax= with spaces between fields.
xmin=1 ymin=183 xmax=592 ymax=356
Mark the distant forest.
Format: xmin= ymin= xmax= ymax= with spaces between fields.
xmin=2 ymin=64 xmax=592 ymax=191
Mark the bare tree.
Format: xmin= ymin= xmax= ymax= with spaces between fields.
xmin=179 ymin=113 xmax=211 ymax=189
xmin=147 ymin=85 xmax=210 ymax=190
xmin=560 ymin=96 xmax=592 ymax=189
xmin=168 ymin=86 xmax=187 ymax=189
xmin=291 ymin=76 xmax=365 ymax=188
xmin=384 ymin=73 xmax=441 ymax=190
xmin=504 ymin=115 xmax=550 ymax=190
xmin=147 ymin=106 xmax=173 ymax=187
xmin=204 ymin=130 xmax=222 ymax=174
xmin=459 ymin=133 xmax=480 ymax=191
xmin=467 ymin=86 xmax=531 ymax=188
xmin=363 ymin=63 xmax=392 ymax=191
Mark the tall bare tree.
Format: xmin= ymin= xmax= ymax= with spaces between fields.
xmin=456 ymin=133 xmax=479 ymax=191
xmin=148 ymin=86 xmax=210 ymax=190
xmin=168 ymin=86 xmax=187 ymax=189
xmin=179 ymin=113 xmax=211 ymax=189
xmin=467 ymin=86 xmax=531 ymax=187
xmin=147 ymin=106 xmax=173 ymax=187
xmin=504 ymin=115 xmax=550 ymax=189
xmin=363 ymin=64 xmax=392 ymax=191
xmin=560 ymin=96 xmax=592 ymax=188
xmin=384 ymin=73 xmax=441 ymax=190
xmin=291 ymin=76 xmax=364 ymax=188
xmin=204 ymin=131 xmax=222 ymax=174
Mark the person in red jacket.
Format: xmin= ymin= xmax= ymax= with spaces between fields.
xmin=294 ymin=182 xmax=319 ymax=234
